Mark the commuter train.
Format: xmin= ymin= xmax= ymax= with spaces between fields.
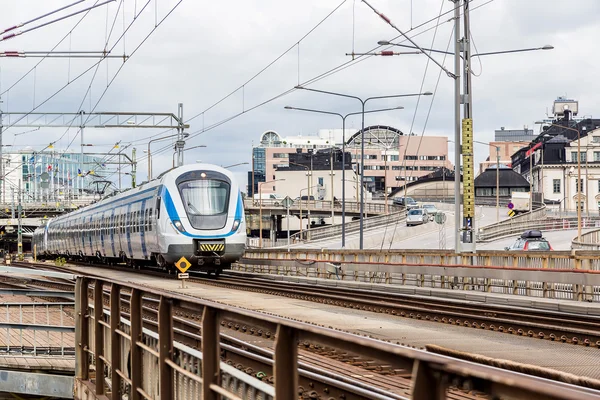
xmin=32 ymin=164 xmax=246 ymax=274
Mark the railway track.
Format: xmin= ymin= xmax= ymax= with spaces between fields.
xmin=10 ymin=260 xmax=600 ymax=396
xmin=189 ymin=272 xmax=600 ymax=349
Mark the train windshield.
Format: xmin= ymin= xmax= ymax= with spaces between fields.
xmin=179 ymin=179 xmax=230 ymax=229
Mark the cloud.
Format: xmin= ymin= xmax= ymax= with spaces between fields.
xmin=0 ymin=0 xmax=596 ymax=190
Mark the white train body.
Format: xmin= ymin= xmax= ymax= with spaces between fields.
xmin=32 ymin=164 xmax=246 ymax=272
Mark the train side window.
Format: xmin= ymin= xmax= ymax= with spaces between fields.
xmin=144 ymin=209 xmax=149 ymax=231
xmin=137 ymin=210 xmax=141 ymax=233
xmin=155 ymin=197 xmax=161 ymax=220
xmin=149 ymin=208 xmax=153 ymax=231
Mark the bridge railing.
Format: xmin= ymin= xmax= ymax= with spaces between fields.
xmin=75 ymin=276 xmax=592 ymax=400
xmin=477 ymin=206 xmax=547 ymax=241
xmin=244 ymin=198 xmax=403 ymax=214
xmin=240 ymin=249 xmax=600 ymax=302
xmin=290 ymin=210 xmax=407 ymax=242
xmin=572 ymin=228 xmax=600 ymax=250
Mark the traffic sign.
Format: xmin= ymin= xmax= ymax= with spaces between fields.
xmin=508 ymin=210 xmax=516 ymax=217
xmin=178 ymin=273 xmax=189 ymax=279
xmin=175 ymin=256 xmax=192 ymax=273
xmin=507 ymin=202 xmax=514 ymax=210
xmin=281 ymin=196 xmax=294 ymax=208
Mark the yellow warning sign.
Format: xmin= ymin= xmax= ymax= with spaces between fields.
xmin=508 ymin=210 xmax=516 ymax=218
xmin=175 ymin=256 xmax=192 ymax=273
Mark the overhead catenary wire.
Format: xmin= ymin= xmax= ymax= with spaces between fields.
xmin=141 ymin=0 xmax=495 ymax=168
xmin=0 ymin=0 xmax=116 ymax=43
xmin=99 ymin=0 xmax=484 ymax=159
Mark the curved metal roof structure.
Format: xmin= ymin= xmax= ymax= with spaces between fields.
xmin=346 ymin=125 xmax=404 ymax=149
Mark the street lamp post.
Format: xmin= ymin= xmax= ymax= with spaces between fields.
xmin=285 ymin=105 xmax=404 ymax=248
xmin=535 ymin=121 xmax=582 ymax=241
xmin=290 ymin=88 xmax=430 ymax=250
xmin=259 ymin=179 xmax=285 ymax=247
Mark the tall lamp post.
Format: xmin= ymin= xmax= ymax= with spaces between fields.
xmin=259 ymin=179 xmax=285 ymax=247
xmin=536 ymin=121 xmax=582 ymax=241
xmin=288 ymin=89 xmax=428 ymax=251
xmin=285 ymin=105 xmax=403 ymax=248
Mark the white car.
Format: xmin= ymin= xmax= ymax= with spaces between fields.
xmin=406 ymin=208 xmax=429 ymax=226
xmin=422 ymin=204 xmax=439 ymax=221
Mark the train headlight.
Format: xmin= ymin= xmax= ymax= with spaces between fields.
xmin=231 ymin=219 xmax=241 ymax=232
xmin=173 ymin=220 xmax=185 ymax=233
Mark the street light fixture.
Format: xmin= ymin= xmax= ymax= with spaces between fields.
xmin=535 ymin=121 xmax=582 ymax=241
xmin=224 ymin=162 xmax=249 ymax=169
xmin=259 ymin=179 xmax=285 ymax=248
xmin=293 ymin=86 xmax=430 ymax=249
xmin=284 ymin=105 xmax=404 ymax=247
xmin=377 ymin=40 xmax=554 ymax=58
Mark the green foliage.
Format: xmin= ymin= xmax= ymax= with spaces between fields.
xmin=55 ymin=257 xmax=66 ymax=266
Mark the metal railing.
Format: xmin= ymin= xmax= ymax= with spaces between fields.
xmin=75 ymin=276 xmax=597 ymax=400
xmin=478 ymin=214 xmax=600 ymax=242
xmin=477 ymin=206 xmax=548 ymax=241
xmin=237 ymin=254 xmax=600 ymax=302
xmin=289 ymin=210 xmax=406 ymax=242
xmin=572 ymin=228 xmax=600 ymax=250
xmin=244 ymin=198 xmax=403 ymax=214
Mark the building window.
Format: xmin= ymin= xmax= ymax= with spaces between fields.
xmin=576 ymin=178 xmax=584 ymax=192
xmin=598 ymin=180 xmax=600 ymax=194
xmin=390 ymin=155 xmax=399 ymax=161
xmin=318 ymin=177 xmax=324 ymax=186
xmin=594 ymin=152 xmax=600 ymax=162
xmin=553 ymin=179 xmax=560 ymax=193
xmin=273 ymin=153 xmax=289 ymax=158
xmin=593 ymin=136 xmax=600 ymax=143
xmin=571 ymin=151 xmax=587 ymax=162
xmin=392 ymin=166 xmax=401 ymax=170
xmin=404 ymin=155 xmax=418 ymax=160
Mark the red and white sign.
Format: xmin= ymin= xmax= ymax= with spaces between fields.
xmin=525 ymin=142 xmax=542 ymax=157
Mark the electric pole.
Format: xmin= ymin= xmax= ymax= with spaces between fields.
xmin=17 ymin=180 xmax=22 ymax=258
xmin=453 ymin=0 xmax=475 ymax=253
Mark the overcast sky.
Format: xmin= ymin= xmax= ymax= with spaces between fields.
xmin=2 ymin=0 xmax=599 ymax=187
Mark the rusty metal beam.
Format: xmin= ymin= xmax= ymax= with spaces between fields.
xmin=110 ymin=283 xmax=121 ymax=400
xmin=130 ymin=289 xmax=142 ymax=400
xmin=274 ymin=325 xmax=298 ymax=399
xmin=75 ymin=277 xmax=89 ymax=380
xmin=201 ymin=306 xmax=220 ymax=400
xmin=94 ymin=280 xmax=105 ymax=396
xmin=158 ymin=297 xmax=173 ymax=400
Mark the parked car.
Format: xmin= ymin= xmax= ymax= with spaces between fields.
xmin=406 ymin=208 xmax=429 ymax=226
xmin=421 ymin=204 xmax=439 ymax=220
xmin=505 ymin=230 xmax=553 ymax=251
xmin=394 ymin=196 xmax=418 ymax=209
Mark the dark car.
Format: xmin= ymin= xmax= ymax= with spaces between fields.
xmin=505 ymin=230 xmax=553 ymax=251
xmin=393 ymin=196 xmax=418 ymax=209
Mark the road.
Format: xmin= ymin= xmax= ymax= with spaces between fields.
xmin=290 ymin=204 xmax=500 ymax=250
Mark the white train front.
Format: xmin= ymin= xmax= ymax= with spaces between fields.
xmin=32 ymin=164 xmax=246 ymax=273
